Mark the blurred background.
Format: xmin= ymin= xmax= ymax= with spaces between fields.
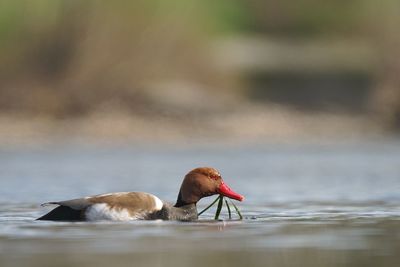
xmin=1 ymin=2 xmax=400 ymax=267
xmin=1 ymin=0 xmax=400 ymax=146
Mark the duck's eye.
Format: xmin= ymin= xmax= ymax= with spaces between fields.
xmin=210 ymin=174 xmax=220 ymax=180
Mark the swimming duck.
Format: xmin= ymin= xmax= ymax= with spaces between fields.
xmin=37 ymin=167 xmax=244 ymax=221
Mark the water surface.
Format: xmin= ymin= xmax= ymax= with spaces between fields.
xmin=1 ymin=142 xmax=399 ymax=267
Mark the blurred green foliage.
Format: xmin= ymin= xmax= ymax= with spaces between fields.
xmin=0 ymin=0 xmax=399 ymax=128
xmin=246 ymin=0 xmax=367 ymax=36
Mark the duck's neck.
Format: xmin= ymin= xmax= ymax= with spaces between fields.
xmin=170 ymin=191 xmax=199 ymax=221
xmin=174 ymin=191 xmax=189 ymax=207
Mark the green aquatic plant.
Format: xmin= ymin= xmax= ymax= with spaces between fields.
xmin=198 ymin=195 xmax=242 ymax=220
xmin=225 ymin=199 xmax=231 ymax=219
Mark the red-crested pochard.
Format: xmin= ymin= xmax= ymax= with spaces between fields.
xmin=37 ymin=167 xmax=244 ymax=221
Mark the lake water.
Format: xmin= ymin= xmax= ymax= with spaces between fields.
xmin=1 ymin=141 xmax=399 ymax=267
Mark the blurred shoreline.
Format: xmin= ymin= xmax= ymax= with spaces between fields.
xmin=0 ymin=105 xmax=388 ymax=148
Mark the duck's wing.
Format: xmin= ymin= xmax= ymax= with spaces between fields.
xmin=37 ymin=192 xmax=164 ymax=221
xmin=41 ymin=198 xmax=91 ymax=209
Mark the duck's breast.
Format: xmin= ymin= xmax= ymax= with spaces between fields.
xmin=84 ymin=192 xmax=163 ymax=221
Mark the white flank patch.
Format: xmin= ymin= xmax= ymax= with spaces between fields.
xmin=85 ymin=203 xmax=136 ymax=221
xmin=152 ymin=195 xmax=164 ymax=211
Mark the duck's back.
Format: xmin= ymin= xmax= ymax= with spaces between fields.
xmin=37 ymin=192 xmax=164 ymax=221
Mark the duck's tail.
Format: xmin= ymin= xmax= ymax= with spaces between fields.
xmin=37 ymin=205 xmax=84 ymax=221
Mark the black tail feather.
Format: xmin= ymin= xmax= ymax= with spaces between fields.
xmin=37 ymin=205 xmax=84 ymax=221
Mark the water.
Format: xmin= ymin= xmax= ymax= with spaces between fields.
xmin=1 ymin=142 xmax=399 ymax=267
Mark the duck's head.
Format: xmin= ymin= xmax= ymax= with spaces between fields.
xmin=175 ymin=167 xmax=244 ymax=207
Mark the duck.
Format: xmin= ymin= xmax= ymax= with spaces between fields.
xmin=37 ymin=167 xmax=244 ymax=221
